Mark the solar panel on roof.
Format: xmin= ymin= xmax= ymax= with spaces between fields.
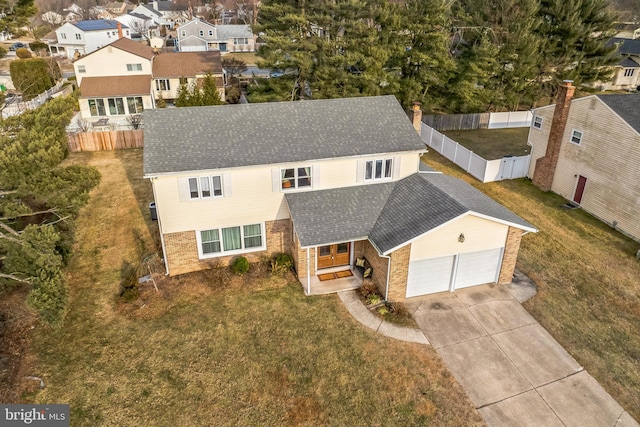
xmin=74 ymin=20 xmax=128 ymax=31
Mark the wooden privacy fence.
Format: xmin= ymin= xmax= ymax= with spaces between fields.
xmin=421 ymin=123 xmax=531 ymax=183
xmin=67 ymin=130 xmax=144 ymax=152
xmin=423 ymin=112 xmax=490 ymax=131
xmin=423 ymin=111 xmax=533 ymax=131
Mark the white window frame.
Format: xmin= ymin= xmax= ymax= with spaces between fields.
xmin=570 ymin=129 xmax=583 ymax=145
xmin=127 ymin=63 xmax=142 ymax=71
xmin=234 ymin=37 xmax=248 ymax=45
xmin=533 ymin=116 xmax=543 ymax=130
xmin=60 ymin=33 xmax=67 ymax=40
xmin=77 ymin=65 xmax=86 ymax=73
xmin=75 ymin=33 xmax=81 ymax=40
xmin=188 ymin=175 xmax=223 ymax=199
xmin=624 ymin=68 xmax=635 ymax=77
xmin=180 ymin=30 xmax=186 ymax=37
xmin=365 ymin=158 xmax=393 ymax=181
xmin=280 ymin=166 xmax=312 ymax=190
xmin=199 ymin=30 xmax=204 ymax=37
xmin=155 ymin=79 xmax=171 ymax=91
xmin=208 ymin=30 xmax=213 ymax=36
xmin=197 ymin=222 xmax=266 ymax=258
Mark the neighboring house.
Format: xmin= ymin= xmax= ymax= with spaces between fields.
xmin=49 ymin=20 xmax=132 ymax=59
xmin=115 ymin=13 xmax=159 ymax=40
xmin=150 ymin=0 xmax=190 ymax=29
xmin=176 ymin=18 xmax=255 ymax=53
xmin=74 ymin=37 xmax=224 ymax=123
xmin=529 ymin=81 xmax=640 ymax=241
xmin=129 ymin=4 xmax=164 ymax=25
xmin=153 ymin=51 xmax=225 ymax=101
xmin=597 ymin=38 xmax=640 ymax=91
xmin=143 ymin=96 xmax=536 ymax=301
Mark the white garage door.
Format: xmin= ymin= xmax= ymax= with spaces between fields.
xmin=406 ymin=255 xmax=455 ymax=297
xmin=406 ymin=248 xmax=504 ymax=297
xmin=179 ymin=45 xmax=206 ymax=52
xmin=454 ymin=248 xmax=504 ymax=289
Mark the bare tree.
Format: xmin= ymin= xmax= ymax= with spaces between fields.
xmin=127 ymin=17 xmax=152 ymax=41
xmin=125 ymin=114 xmax=143 ymax=129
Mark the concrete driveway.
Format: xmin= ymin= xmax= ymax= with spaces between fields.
xmin=406 ymin=284 xmax=638 ymax=427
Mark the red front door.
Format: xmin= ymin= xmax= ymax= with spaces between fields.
xmin=573 ymin=175 xmax=587 ymax=204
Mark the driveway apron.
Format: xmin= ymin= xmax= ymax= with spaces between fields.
xmin=407 ymin=284 xmax=638 ymax=427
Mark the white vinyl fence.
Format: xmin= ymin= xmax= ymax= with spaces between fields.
xmin=2 ymin=81 xmax=67 ymax=118
xmin=487 ymin=111 xmax=534 ymax=129
xmin=421 ymin=123 xmax=531 ymax=183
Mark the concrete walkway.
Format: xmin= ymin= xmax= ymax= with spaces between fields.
xmin=337 ymin=271 xmax=638 ymax=426
xmin=337 ymin=290 xmax=428 ymax=344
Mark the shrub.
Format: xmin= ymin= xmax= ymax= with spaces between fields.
xmin=270 ymin=253 xmax=293 ymax=275
xmin=15 ymin=47 xmax=31 ymax=59
xmin=26 ymin=271 xmax=67 ymax=325
xmin=230 ymin=256 xmax=249 ymax=275
xmin=225 ymin=86 xmax=241 ymax=104
xmin=390 ymin=301 xmax=409 ymax=317
xmin=118 ymin=261 xmax=139 ymax=302
xmin=156 ymin=96 xmax=166 ymax=108
xmin=29 ymin=41 xmax=48 ymax=52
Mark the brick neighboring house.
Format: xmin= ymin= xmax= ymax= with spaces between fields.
xmin=144 ymin=96 xmax=536 ymax=300
xmin=529 ymin=81 xmax=640 ymax=241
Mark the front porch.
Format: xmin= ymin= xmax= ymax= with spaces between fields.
xmin=303 ymin=265 xmax=363 ymax=296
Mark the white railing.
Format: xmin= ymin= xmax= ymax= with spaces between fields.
xmin=1 ymin=81 xmax=66 ymax=118
xmin=421 ymin=123 xmax=531 ymax=183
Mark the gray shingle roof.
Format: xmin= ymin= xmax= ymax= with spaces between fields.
xmin=216 ymin=25 xmax=253 ymax=39
xmin=596 ymin=93 xmax=640 ymax=134
xmin=143 ymin=96 xmax=426 ymax=175
xmin=285 ymin=173 xmax=536 ymax=253
xmin=609 ymin=37 xmax=640 ymax=55
xmin=618 ymin=57 xmax=640 ymax=68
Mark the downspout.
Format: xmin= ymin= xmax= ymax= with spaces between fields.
xmin=151 ymin=178 xmax=170 ymax=275
xmin=381 ymin=253 xmax=391 ymax=301
xmin=306 ymin=247 xmax=311 ymax=295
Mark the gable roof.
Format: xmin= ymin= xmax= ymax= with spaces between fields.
xmin=179 ymin=18 xmax=216 ymax=31
xmin=152 ymin=51 xmax=222 ymax=77
xmin=143 ymin=96 xmax=426 ymax=176
xmin=285 ymin=172 xmax=536 ymax=254
xmin=135 ymin=4 xmax=163 ymax=17
xmin=618 ymin=57 xmax=640 ymax=68
xmin=595 ymin=93 xmax=640 ymax=134
xmin=216 ymin=25 xmax=252 ymax=39
xmin=108 ymin=37 xmax=155 ymax=60
xmin=73 ymin=20 xmax=128 ymax=31
xmin=79 ymin=75 xmax=152 ymax=97
xmin=609 ymin=37 xmax=640 ymax=56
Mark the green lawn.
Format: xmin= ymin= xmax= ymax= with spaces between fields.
xmin=442 ymin=128 xmax=531 ymax=160
xmin=422 ymin=151 xmax=640 ymax=421
xmin=23 ymin=150 xmax=482 ymax=426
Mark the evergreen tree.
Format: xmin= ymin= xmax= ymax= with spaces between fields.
xmin=536 ymin=0 xmax=619 ymax=98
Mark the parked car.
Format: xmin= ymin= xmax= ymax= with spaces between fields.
xmin=9 ymin=42 xmax=26 ymax=51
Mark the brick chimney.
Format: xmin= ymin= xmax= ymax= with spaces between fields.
xmin=408 ymin=102 xmax=423 ymax=135
xmin=117 ymin=22 xmax=123 ymax=39
xmin=532 ymin=80 xmax=575 ymax=192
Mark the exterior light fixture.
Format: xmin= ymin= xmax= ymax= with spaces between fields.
xmin=458 ymin=233 xmax=465 ymax=243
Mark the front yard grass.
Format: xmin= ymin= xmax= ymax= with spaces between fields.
xmin=22 ymin=149 xmax=482 ymax=426
xmin=442 ymin=128 xmax=531 ymax=159
xmin=422 ymin=152 xmax=640 ymax=421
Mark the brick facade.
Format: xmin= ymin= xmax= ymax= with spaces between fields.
xmin=532 ymin=81 xmax=575 ymax=191
xmin=291 ymin=231 xmax=316 ymax=279
xmin=407 ymin=102 xmax=423 ymax=135
xmin=362 ymin=240 xmax=389 ymax=296
xmin=386 ymin=244 xmax=411 ymax=301
xmin=164 ymin=219 xmax=292 ymax=276
xmin=498 ymin=227 xmax=523 ymax=284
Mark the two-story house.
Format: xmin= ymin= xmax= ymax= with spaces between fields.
xmin=177 ymin=19 xmax=255 ymax=53
xmin=530 ymin=81 xmax=640 ymax=242
xmin=74 ymin=37 xmax=224 ymax=124
xmin=596 ymin=38 xmax=640 ymax=91
xmin=50 ymin=20 xmax=132 ymax=59
xmin=143 ymin=96 xmax=536 ymax=300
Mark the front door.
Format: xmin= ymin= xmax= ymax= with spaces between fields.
xmin=317 ymin=243 xmax=351 ymax=269
xmin=573 ymin=175 xmax=587 ymax=204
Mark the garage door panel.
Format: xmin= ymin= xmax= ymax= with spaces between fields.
xmin=455 ymin=248 xmax=503 ymax=289
xmin=406 ymin=255 xmax=455 ymax=297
